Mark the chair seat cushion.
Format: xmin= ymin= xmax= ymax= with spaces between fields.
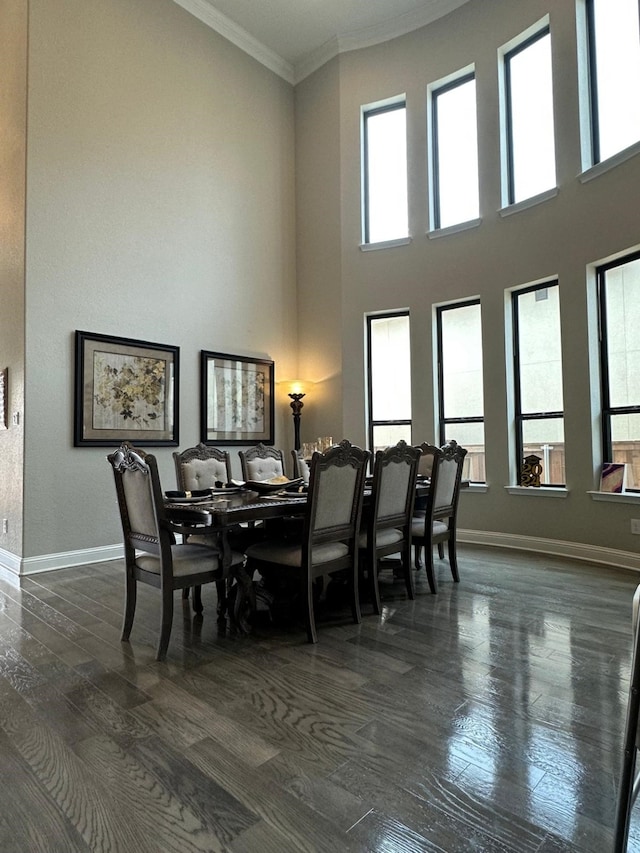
xmin=136 ymin=544 xmax=243 ymax=577
xmin=411 ymin=518 xmax=449 ymax=539
xmin=245 ymin=539 xmax=349 ymax=568
xmin=358 ymin=527 xmax=404 ymax=550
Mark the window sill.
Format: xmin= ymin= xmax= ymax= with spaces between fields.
xmin=588 ymin=490 xmax=640 ymax=505
xmin=580 ymin=140 xmax=640 ymax=184
xmin=505 ymin=485 xmax=569 ymax=498
xmin=427 ymin=218 xmax=481 ymax=240
xmin=360 ymin=236 xmax=411 ymax=252
xmin=499 ymin=186 xmax=559 ymax=218
xmin=462 ymin=482 xmax=488 ymax=494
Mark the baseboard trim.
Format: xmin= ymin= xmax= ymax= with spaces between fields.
xmin=0 ymin=544 xmax=124 ymax=577
xmin=458 ymin=529 xmax=640 ymax=572
xmin=2 ymin=533 xmax=639 ymax=577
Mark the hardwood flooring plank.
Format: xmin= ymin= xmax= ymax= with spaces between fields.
xmin=75 ymin=733 xmax=258 ymax=853
xmin=1 ymin=546 xmax=637 ymax=850
xmin=0 ymin=728 xmax=92 ymax=853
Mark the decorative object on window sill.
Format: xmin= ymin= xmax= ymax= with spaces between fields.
xmin=521 ymin=454 xmax=542 ymax=487
xmin=600 ymin=462 xmax=627 ymax=493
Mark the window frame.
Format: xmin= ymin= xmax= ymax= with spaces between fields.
xmin=361 ymin=99 xmax=408 ymax=246
xmin=584 ymin=0 xmax=640 ymax=166
xmin=366 ymin=311 xmax=412 ymax=455
xmin=430 ymin=70 xmax=478 ymax=231
xmin=598 ymin=249 xmax=640 ymax=491
xmin=511 ymin=280 xmax=565 ymax=487
xmin=503 ymin=24 xmax=554 ymax=206
xmin=435 ymin=299 xmax=485 ymax=483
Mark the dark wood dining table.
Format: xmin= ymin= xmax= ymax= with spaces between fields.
xmin=164 ymin=479 xmax=433 ymax=630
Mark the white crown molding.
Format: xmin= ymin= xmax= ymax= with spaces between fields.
xmin=336 ymin=0 xmax=469 ymax=55
xmin=173 ymin=0 xmax=295 ymax=83
xmin=174 ymin=0 xmax=472 ymax=85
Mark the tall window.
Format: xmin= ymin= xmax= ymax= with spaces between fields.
xmin=362 ymin=101 xmax=409 ymax=244
xmin=436 ymin=301 xmax=485 ymax=482
xmin=430 ymin=72 xmax=480 ymax=229
xmin=598 ymin=251 xmax=640 ymax=490
xmin=586 ymin=0 xmax=640 ymax=163
xmin=512 ymin=282 xmax=565 ymax=486
xmin=367 ymin=313 xmax=412 ymax=453
xmin=503 ymin=26 xmax=556 ymax=204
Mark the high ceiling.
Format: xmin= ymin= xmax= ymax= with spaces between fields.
xmin=173 ymin=0 xmax=472 ymax=83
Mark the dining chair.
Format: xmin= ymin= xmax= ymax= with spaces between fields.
xmin=614 ymin=584 xmax=640 ymax=852
xmin=107 ymin=442 xmax=243 ymax=660
xmin=411 ymin=440 xmax=468 ymax=593
xmin=291 ymin=449 xmax=311 ymax=484
xmin=173 ymin=443 xmax=233 ymax=605
xmin=358 ymin=440 xmax=421 ymax=614
xmin=239 ymin=443 xmax=286 ymax=481
xmin=244 ymin=439 xmax=368 ymax=643
xmin=173 ymin=443 xmax=232 ymax=490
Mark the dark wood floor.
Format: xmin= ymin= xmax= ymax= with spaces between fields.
xmin=1 ymin=545 xmax=639 ymax=852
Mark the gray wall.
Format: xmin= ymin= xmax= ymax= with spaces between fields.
xmin=0 ymin=0 xmax=27 ymax=559
xmin=295 ymin=0 xmax=640 ymax=556
xmin=19 ymin=0 xmax=297 ymax=560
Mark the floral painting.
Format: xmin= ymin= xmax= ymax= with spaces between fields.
xmin=75 ymin=331 xmax=179 ymax=446
xmin=201 ymin=351 xmax=273 ymax=445
xmin=93 ymin=353 xmax=166 ymax=430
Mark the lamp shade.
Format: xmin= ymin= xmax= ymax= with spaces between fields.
xmin=287 ymin=379 xmax=309 ymax=396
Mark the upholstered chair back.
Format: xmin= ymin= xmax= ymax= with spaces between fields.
xmin=109 ymin=443 xmax=162 ymax=553
xmin=174 ymin=443 xmax=232 ymax=490
xmin=240 ymin=443 xmax=286 ymax=481
xmin=291 ymin=450 xmax=311 ymax=484
xmin=433 ymin=440 xmax=467 ymax=514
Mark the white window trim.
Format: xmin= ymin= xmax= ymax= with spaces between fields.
xmin=360 ymin=236 xmax=412 ymax=252
xmin=579 ymin=139 xmax=640 ymax=183
xmin=428 ymin=218 xmax=481 ymax=239
xmin=360 ymin=94 xmax=408 ymax=247
xmin=505 ymin=485 xmax=569 ymax=497
xmin=499 ymin=186 xmax=559 ymax=217
xmin=588 ymin=490 xmax=640 ymax=505
xmin=497 ymin=15 xmax=552 ymax=210
xmin=426 ymin=63 xmax=477 ymax=233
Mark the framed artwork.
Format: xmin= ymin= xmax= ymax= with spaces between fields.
xmin=0 ymin=368 xmax=7 ymax=429
xmin=201 ymin=350 xmax=274 ymax=445
xmin=74 ymin=330 xmax=179 ymax=446
xmin=600 ymin=462 xmax=626 ymax=493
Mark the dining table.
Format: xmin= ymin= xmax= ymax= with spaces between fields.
xmin=164 ymin=478 xmax=434 ymax=631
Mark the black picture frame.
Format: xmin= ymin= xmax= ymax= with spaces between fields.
xmin=74 ymin=330 xmax=179 ymax=447
xmin=200 ymin=350 xmax=274 ymax=445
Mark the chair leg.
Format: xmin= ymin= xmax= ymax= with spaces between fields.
xmin=351 ymin=562 xmax=362 ymax=626
xmin=414 ymin=543 xmax=422 ymax=568
xmin=121 ymin=572 xmax=137 ymax=641
xmin=304 ymin=574 xmax=318 ymax=644
xmin=426 ymin=544 xmax=438 ymax=594
xmin=448 ymin=535 xmax=460 ymax=582
xmin=182 ymin=588 xmax=189 ymax=599
xmin=369 ymin=549 xmax=381 ymax=615
xmin=403 ymin=543 xmax=415 ymax=600
xmin=192 ymin=584 xmax=203 ymax=613
xmin=438 ymin=542 xmax=445 ymax=560
xmin=215 ymin=579 xmax=227 ymax=617
xmin=157 ymin=586 xmax=174 ymax=661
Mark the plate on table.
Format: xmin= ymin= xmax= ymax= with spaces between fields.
xmin=165 ymin=493 xmax=215 ymax=504
xmin=244 ymin=477 xmax=304 ymax=494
